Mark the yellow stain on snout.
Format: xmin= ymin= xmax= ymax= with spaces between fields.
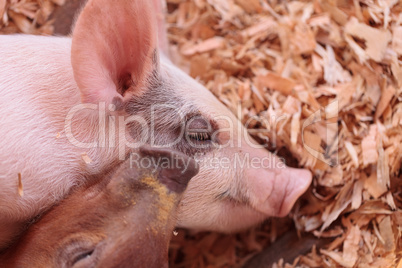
xmin=141 ymin=176 xmax=177 ymax=234
xmin=118 ymin=184 xmax=137 ymax=207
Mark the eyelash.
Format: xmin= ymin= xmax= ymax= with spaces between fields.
xmin=187 ymin=131 xmax=211 ymax=141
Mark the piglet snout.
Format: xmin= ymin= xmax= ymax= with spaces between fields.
xmin=139 ymin=145 xmax=199 ymax=193
xmin=275 ymin=167 xmax=312 ymax=217
xmin=247 ymin=163 xmax=312 ymax=217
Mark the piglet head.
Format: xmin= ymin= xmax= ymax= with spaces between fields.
xmin=92 ymin=146 xmax=198 ymax=268
xmin=69 ymin=0 xmax=312 ymax=233
xmin=0 ymin=146 xmax=198 ymax=268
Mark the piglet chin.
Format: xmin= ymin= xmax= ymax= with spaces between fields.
xmin=247 ymin=167 xmax=312 ymax=218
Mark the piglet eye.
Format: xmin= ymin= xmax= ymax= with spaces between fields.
xmin=186 ymin=117 xmax=212 ymax=143
xmin=59 ymin=240 xmax=97 ymax=268
xmin=72 ymin=249 xmax=94 ymax=265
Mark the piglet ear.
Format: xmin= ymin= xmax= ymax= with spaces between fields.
xmin=71 ymin=0 xmax=157 ymax=105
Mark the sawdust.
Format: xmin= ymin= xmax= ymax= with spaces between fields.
xmin=17 ymin=173 xmax=23 ymax=197
xmin=165 ymin=0 xmax=402 ymax=266
xmin=0 ymin=0 xmax=64 ymax=34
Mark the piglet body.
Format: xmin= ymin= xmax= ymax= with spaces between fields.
xmin=0 ymin=146 xmax=198 ymax=268
xmin=0 ymin=0 xmax=312 ymax=249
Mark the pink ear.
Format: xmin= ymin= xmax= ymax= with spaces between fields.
xmin=71 ymin=0 xmax=157 ymax=105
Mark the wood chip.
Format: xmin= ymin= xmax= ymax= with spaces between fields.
xmin=0 ymin=0 xmax=6 ymax=22
xmin=240 ymin=17 xmax=276 ymax=38
xmin=345 ymin=17 xmax=392 ymax=62
xmin=392 ymin=26 xmax=402 ymax=54
xmin=342 ymin=225 xmax=361 ymax=267
xmin=81 ymin=153 xmax=92 ymax=164
xmin=254 ymin=73 xmax=295 ymax=96
xmin=361 ymin=125 xmax=378 ymax=166
xmin=17 ymin=173 xmax=23 ymax=197
xmin=181 ymin=37 xmax=226 ymax=56
xmin=378 ymin=216 xmax=395 ymax=253
xmin=364 ymin=172 xmax=387 ymax=199
xmin=345 ymin=141 xmax=359 ymax=168
xmin=51 ymin=0 xmax=66 ymax=6
xmin=375 ymin=85 xmax=396 ymax=119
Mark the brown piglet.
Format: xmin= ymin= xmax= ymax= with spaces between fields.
xmin=0 ymin=146 xmax=199 ymax=268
